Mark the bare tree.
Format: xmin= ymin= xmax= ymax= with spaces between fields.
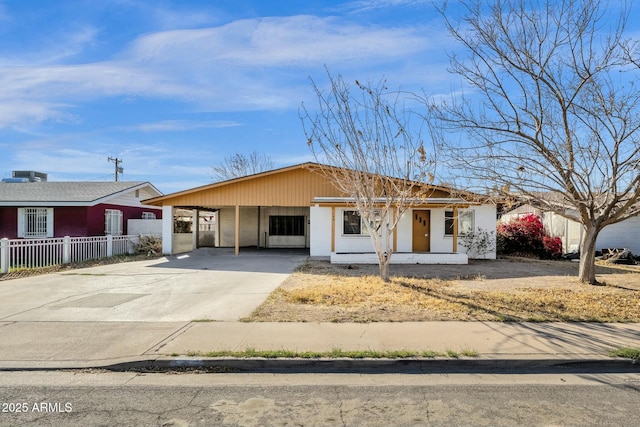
xmin=301 ymin=71 xmax=435 ymax=282
xmin=431 ymin=0 xmax=640 ymax=284
xmin=211 ymin=151 xmax=275 ymax=182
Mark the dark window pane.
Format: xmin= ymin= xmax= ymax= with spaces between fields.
xmin=343 ymin=211 xmax=361 ymax=235
xmin=444 ymin=211 xmax=454 ymax=236
xmin=269 ymin=216 xmax=305 ymax=236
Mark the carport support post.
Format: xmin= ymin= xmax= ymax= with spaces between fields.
xmin=192 ymin=208 xmax=199 ymax=250
xmin=235 ymin=205 xmax=240 ymax=256
xmin=162 ymin=206 xmax=174 ymax=255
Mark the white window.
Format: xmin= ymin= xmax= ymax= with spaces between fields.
xmin=105 ymin=209 xmax=123 ymax=235
xmin=142 ymin=212 xmax=156 ymax=220
xmin=343 ymin=210 xmax=381 ymax=236
xmin=17 ymin=207 xmax=54 ymax=238
xmin=444 ymin=210 xmax=475 ymax=236
xmin=459 ymin=210 xmax=474 ymax=235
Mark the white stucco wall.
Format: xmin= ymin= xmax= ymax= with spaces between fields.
xmin=128 ymin=219 xmax=162 ymax=236
xmin=161 ymin=206 xmax=173 ymax=254
xmin=429 ymin=208 xmax=452 ymax=253
xmin=311 ymin=204 xmax=497 ymax=259
xmin=456 ymin=204 xmax=497 ymax=259
xmin=310 ymin=205 xmax=331 ymax=256
xmin=396 ymin=210 xmax=412 ymax=253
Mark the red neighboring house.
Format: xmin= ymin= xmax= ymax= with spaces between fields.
xmin=0 ymin=180 xmax=163 ymax=239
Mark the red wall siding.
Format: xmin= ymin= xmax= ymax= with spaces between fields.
xmin=1 ymin=205 xmax=162 ymax=239
xmin=87 ymin=204 xmax=163 ymax=235
xmin=53 ymin=206 xmax=89 ymax=237
xmin=0 ymin=207 xmax=18 ymax=239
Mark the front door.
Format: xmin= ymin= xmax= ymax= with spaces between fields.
xmin=412 ymin=210 xmax=431 ymax=252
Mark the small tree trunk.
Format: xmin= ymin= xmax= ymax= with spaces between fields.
xmin=379 ymin=257 xmax=390 ymax=282
xmin=579 ymin=225 xmax=599 ymax=285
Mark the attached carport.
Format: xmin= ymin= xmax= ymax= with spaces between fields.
xmin=143 ymin=163 xmax=343 ymax=255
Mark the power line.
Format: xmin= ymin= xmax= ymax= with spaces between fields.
xmin=107 ymin=157 xmax=124 ymax=181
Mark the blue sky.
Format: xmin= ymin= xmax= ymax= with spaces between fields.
xmin=0 ymin=0 xmax=461 ymax=193
xmin=1 ymin=0 xmax=638 ymax=194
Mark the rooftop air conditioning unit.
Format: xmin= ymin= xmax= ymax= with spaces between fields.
xmin=12 ymin=171 xmax=48 ymax=182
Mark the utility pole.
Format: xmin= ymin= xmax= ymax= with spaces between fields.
xmin=107 ymin=157 xmax=123 ymax=181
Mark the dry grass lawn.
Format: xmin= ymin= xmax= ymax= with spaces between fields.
xmin=246 ymin=257 xmax=640 ymax=323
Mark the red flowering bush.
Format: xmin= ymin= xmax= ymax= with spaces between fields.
xmin=497 ymin=214 xmax=562 ymax=259
xmin=543 ymin=236 xmax=563 ymax=259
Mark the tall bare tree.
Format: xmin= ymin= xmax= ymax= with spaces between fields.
xmin=431 ymin=0 xmax=640 ymax=284
xmin=301 ymin=71 xmax=435 ymax=282
xmin=211 ymin=151 xmax=275 ymax=182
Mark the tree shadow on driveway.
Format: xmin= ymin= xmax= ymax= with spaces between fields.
xmin=147 ymin=247 xmax=310 ymax=274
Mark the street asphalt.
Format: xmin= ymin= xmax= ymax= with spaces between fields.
xmin=1 ymin=248 xmax=639 ymax=371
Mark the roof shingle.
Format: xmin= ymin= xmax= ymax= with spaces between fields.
xmin=0 ymin=181 xmax=151 ymax=204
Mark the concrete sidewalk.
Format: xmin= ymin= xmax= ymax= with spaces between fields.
xmin=1 ymin=321 xmax=639 ymax=370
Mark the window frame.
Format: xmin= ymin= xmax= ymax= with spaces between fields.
xmin=105 ymin=209 xmax=123 ymax=236
xmin=17 ymin=207 xmax=53 ymax=238
xmin=342 ymin=210 xmax=363 ymax=235
xmin=444 ymin=211 xmax=455 ymax=236
xmin=342 ymin=210 xmax=382 ymax=237
xmin=459 ymin=210 xmax=475 ymax=236
xmin=444 ymin=210 xmax=475 ymax=237
xmin=268 ymin=215 xmax=305 ymax=236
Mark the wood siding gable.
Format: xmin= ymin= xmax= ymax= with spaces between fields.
xmin=150 ymin=166 xmax=343 ymax=207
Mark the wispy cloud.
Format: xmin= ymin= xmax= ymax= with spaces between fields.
xmin=112 ymin=1 xmax=220 ymax=30
xmin=128 ymin=120 xmax=242 ymax=132
xmin=0 ymin=14 xmax=446 ymax=129
xmin=0 ymin=26 xmax=100 ymax=66
xmin=337 ymin=0 xmax=430 ymax=13
xmin=127 ymin=15 xmax=430 ymax=67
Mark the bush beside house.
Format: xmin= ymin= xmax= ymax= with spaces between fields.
xmin=497 ymin=214 xmax=563 ymax=259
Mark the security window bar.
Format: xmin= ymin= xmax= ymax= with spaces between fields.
xmin=269 ymin=216 xmax=305 ymax=236
xmin=24 ymin=208 xmax=48 ymax=237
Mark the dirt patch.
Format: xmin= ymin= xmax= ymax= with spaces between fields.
xmin=246 ymin=257 xmax=640 ymax=323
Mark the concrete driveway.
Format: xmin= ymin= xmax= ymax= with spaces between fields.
xmin=0 ymin=248 xmax=307 ymax=322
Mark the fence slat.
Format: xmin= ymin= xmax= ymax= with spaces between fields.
xmin=0 ymin=235 xmax=137 ymax=273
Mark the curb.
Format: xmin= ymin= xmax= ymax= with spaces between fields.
xmin=107 ymin=357 xmax=640 ymax=374
xmin=3 ymin=357 xmax=637 ymax=374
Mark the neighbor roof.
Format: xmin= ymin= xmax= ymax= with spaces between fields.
xmin=0 ymin=181 xmax=162 ymax=206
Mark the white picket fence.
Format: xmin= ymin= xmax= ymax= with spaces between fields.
xmin=0 ymin=235 xmax=137 ymax=274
